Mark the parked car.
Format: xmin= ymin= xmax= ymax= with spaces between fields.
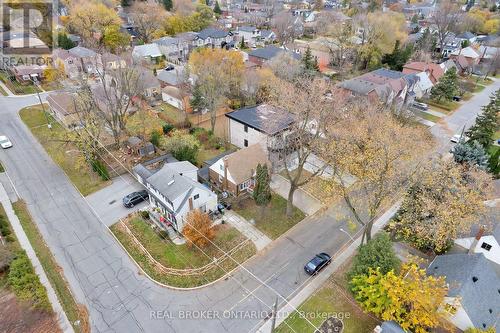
xmin=0 ymin=135 xmax=12 ymax=149
xmin=450 ymin=134 xmax=470 ymax=143
xmin=304 ymin=253 xmax=331 ymax=275
xmin=164 ymin=65 xmax=175 ymax=71
xmin=123 ymin=190 xmax=149 ymax=208
xmin=411 ymin=101 xmax=428 ymax=111
xmin=452 ymin=96 xmax=462 ymax=102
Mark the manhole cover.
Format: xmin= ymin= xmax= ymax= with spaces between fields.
xmin=315 ymin=317 xmax=343 ymax=333
xmin=109 ymin=200 xmax=116 ymax=205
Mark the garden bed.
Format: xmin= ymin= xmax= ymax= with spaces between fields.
xmin=109 ymin=215 xmax=256 ymax=288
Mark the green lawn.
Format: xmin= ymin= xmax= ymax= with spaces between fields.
xmin=0 ymin=161 xmax=4 ymax=173
xmin=19 ymin=105 xmax=110 ymax=196
xmin=110 ymin=216 xmax=256 ymax=288
xmin=276 ymin=258 xmax=379 ymax=333
xmin=0 ymin=72 xmax=37 ymax=95
xmin=157 ymin=104 xmax=186 ymax=125
xmin=0 ymin=84 xmax=7 ymax=96
xmin=417 ymin=111 xmax=441 ymax=123
xmin=12 ymin=200 xmax=89 ymax=333
xmin=196 ymin=146 xmax=226 ymax=167
xmin=234 ymin=195 xmax=305 ymax=239
xmin=473 ymin=84 xmax=486 ymax=93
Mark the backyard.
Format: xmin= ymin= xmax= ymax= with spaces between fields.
xmin=275 ymin=258 xmax=379 ymax=333
xmin=110 ymin=215 xmax=256 ymax=288
xmin=19 ymin=105 xmax=110 ymax=196
xmin=234 ymin=194 xmax=305 ymax=239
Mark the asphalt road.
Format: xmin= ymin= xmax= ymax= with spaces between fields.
xmin=0 ymin=79 xmax=497 ymax=333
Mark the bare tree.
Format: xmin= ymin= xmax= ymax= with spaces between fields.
xmin=272 ymin=11 xmax=303 ymax=45
xmin=267 ymin=77 xmax=343 ymax=216
xmin=267 ymin=52 xmax=303 ymax=82
xmin=430 ymin=0 xmax=463 ymax=57
xmin=323 ymin=22 xmax=357 ymax=79
xmin=129 ymin=2 xmax=168 ymax=43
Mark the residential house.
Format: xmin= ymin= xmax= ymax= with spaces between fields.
xmin=442 ymin=33 xmax=461 ymax=58
xmin=156 ymin=67 xmax=188 ymax=88
xmin=259 ymin=29 xmax=276 ymax=44
xmin=402 ymin=61 xmax=445 ymax=84
xmin=138 ymin=68 xmax=161 ymax=99
xmin=52 ymin=48 xmax=81 ymax=79
xmin=102 ymin=53 xmax=128 ymax=70
xmin=208 ymin=142 xmax=270 ymax=196
xmin=68 ymin=46 xmax=101 ymax=76
xmin=427 ymin=253 xmax=499 ymax=331
xmin=455 ymin=224 xmax=500 ymax=266
xmin=193 ymin=28 xmax=233 ymax=48
xmin=247 ymin=45 xmax=300 ymax=66
xmin=8 ymin=64 xmax=46 ymax=84
xmin=153 ymin=37 xmax=189 ymax=61
xmin=456 ymin=31 xmax=477 ymax=45
xmin=236 ymin=26 xmax=261 ymax=46
xmin=450 ymin=46 xmax=481 ymax=68
xmin=132 ymin=44 xmax=163 ymax=64
xmin=175 ymin=32 xmax=199 ymax=56
xmin=133 ymin=161 xmax=218 ymax=232
xmin=225 ymin=104 xmax=295 ymax=149
xmin=339 ymin=68 xmax=418 ymax=109
xmin=413 ymin=72 xmax=434 ymax=98
xmin=126 ymin=136 xmax=155 ymax=157
xmin=46 ymin=91 xmax=79 ymax=129
xmin=162 ymin=86 xmax=189 ymax=111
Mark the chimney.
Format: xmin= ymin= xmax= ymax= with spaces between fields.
xmin=223 ymin=157 xmax=229 ymax=191
xmin=469 ymin=226 xmax=484 ymax=254
xmin=188 ymin=197 xmax=193 ymax=210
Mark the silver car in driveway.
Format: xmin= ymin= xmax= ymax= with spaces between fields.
xmin=0 ymin=135 xmax=12 ymax=149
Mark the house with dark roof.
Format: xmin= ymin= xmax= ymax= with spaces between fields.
xmin=132 ymin=44 xmax=163 ymax=63
xmin=46 ymin=91 xmax=79 ymax=129
xmin=427 ymin=253 xmax=499 ymax=331
xmin=208 ymin=142 xmax=270 ymax=196
xmin=457 ymin=31 xmax=477 ymax=45
xmin=248 ymin=45 xmax=301 ymax=66
xmin=403 ymin=61 xmax=445 ymax=84
xmin=68 ymin=46 xmax=102 ymax=76
xmin=133 ymin=161 xmax=217 ymax=232
xmin=339 ymin=68 xmax=418 ymax=109
xmin=8 ymin=64 xmax=46 ymax=84
xmin=194 ymin=28 xmax=233 ymax=48
xmin=226 ymin=104 xmax=295 ymax=149
xmin=153 ymin=36 xmax=190 ymax=61
xmin=455 ymin=224 xmax=500 ymax=266
xmin=236 ymin=26 xmax=260 ymax=46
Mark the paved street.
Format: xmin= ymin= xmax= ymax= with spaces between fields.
xmin=0 ymin=79 xmax=497 ymax=333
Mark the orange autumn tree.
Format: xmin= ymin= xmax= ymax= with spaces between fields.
xmin=182 ymin=210 xmax=215 ymax=248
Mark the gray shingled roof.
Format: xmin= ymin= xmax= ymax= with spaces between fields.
xmin=68 ymin=46 xmax=96 ymax=58
xmin=132 ymin=164 xmax=154 ymax=180
xmin=238 ymin=26 xmax=258 ymax=32
xmin=154 ymin=36 xmax=179 ymax=46
xmin=197 ymin=28 xmax=229 ymax=40
xmin=427 ymin=253 xmax=499 ymax=329
xmin=372 ymin=68 xmax=406 ymax=79
xmin=457 ymin=31 xmax=475 ymax=40
xmin=248 ymin=46 xmax=300 ymax=61
xmin=339 ymin=78 xmax=377 ymax=96
xmin=380 ymin=321 xmax=406 ymax=333
xmin=146 ymin=166 xmax=194 ymax=202
xmin=157 ymin=68 xmax=185 ymax=86
xmin=226 ymin=104 xmax=294 ymax=135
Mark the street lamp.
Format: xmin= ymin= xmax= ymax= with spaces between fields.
xmin=339 ymin=228 xmax=355 ymax=243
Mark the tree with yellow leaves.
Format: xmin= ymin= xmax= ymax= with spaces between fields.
xmin=125 ymin=110 xmax=164 ymax=139
xmin=388 ymin=160 xmax=491 ymax=253
xmin=188 ymin=48 xmax=244 ymax=132
xmin=350 ymin=262 xmax=449 ymax=333
xmin=130 ymin=2 xmax=168 ymax=43
xmin=182 ymin=210 xmax=215 ymax=248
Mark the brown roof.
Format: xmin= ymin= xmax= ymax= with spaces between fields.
xmin=402 ymin=62 xmax=444 ymax=84
xmin=47 ymin=92 xmax=77 ymax=116
xmin=225 ymin=143 xmax=270 ymax=184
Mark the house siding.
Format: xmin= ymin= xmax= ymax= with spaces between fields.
xmin=229 ymin=118 xmax=267 ymax=149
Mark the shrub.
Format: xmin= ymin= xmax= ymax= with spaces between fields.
xmin=8 ymin=251 xmax=51 ymax=311
xmin=150 ymin=130 xmax=161 ymax=147
xmin=140 ymin=210 xmax=150 ymax=220
xmin=158 ymin=230 xmax=169 ymax=239
xmin=348 ymin=232 xmax=400 ymax=283
xmin=0 ymin=214 xmax=12 ymax=241
xmin=91 ymin=160 xmax=110 ymax=181
xmin=162 ymin=123 xmax=174 ymax=135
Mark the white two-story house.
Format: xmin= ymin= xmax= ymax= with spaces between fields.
xmin=133 ymin=161 xmax=217 ymax=232
xmin=194 ymin=28 xmax=233 ymax=48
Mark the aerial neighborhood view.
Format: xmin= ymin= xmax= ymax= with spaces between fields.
xmin=0 ymin=0 xmax=499 ymax=332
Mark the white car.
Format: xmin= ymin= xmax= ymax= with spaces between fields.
xmin=0 ymin=135 xmax=12 ymax=149
xmin=450 ymin=134 xmax=469 ymax=143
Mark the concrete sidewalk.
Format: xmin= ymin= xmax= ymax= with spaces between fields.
xmin=0 ymin=183 xmax=74 ymax=333
xmin=256 ymin=200 xmax=401 ymax=333
xmin=222 ymin=210 xmax=272 ymax=251
xmin=0 ymin=80 xmax=13 ymax=96
xmin=270 ymin=174 xmax=322 ymax=216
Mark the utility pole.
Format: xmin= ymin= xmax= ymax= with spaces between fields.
xmin=270 ymin=296 xmax=278 ymax=332
xmin=32 ymin=78 xmax=51 ymax=129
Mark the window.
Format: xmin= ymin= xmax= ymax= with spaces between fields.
xmin=481 ymin=242 xmax=492 ymax=251
xmin=220 ymin=164 xmax=223 ymax=171
xmin=244 ymin=139 xmax=248 ymax=147
xmin=244 ymin=125 xmax=248 ymax=133
xmin=194 ymin=194 xmax=199 ymax=200
xmin=444 ymin=303 xmax=457 ymax=315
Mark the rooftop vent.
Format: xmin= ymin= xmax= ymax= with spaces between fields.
xmin=472 ymin=276 xmax=478 ymax=283
xmin=168 ymin=179 xmax=175 ymax=186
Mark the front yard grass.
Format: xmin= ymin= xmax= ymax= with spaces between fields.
xmin=0 ymin=72 xmax=37 ymax=95
xmin=417 ymin=111 xmax=441 ymax=123
xmin=0 ymin=161 xmax=4 ymax=173
xmin=275 ymin=257 xmax=379 ymax=333
xmin=0 ymin=84 xmax=7 ymax=96
xmin=12 ymin=200 xmax=89 ymax=333
xmin=234 ymin=194 xmax=305 ymax=239
xmin=110 ymin=216 xmax=256 ymax=288
xmin=19 ymin=105 xmax=110 ymax=196
xmin=424 ymin=99 xmax=460 ymax=112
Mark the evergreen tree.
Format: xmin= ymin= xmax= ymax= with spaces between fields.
xmin=57 ymin=33 xmax=76 ymax=50
xmin=466 ymin=90 xmax=499 ymax=148
xmin=253 ymin=164 xmax=272 ymax=217
xmin=382 ymin=40 xmax=413 ymax=71
xmin=411 ymin=14 xmax=419 ymax=24
xmin=452 ymin=140 xmax=490 ymax=170
xmin=190 ymin=83 xmax=208 ymax=112
xmin=162 ymin=0 xmax=173 ymax=11
xmin=240 ymin=36 xmax=245 ymax=49
xmin=302 ymin=46 xmax=318 ymax=72
xmin=431 ymin=67 xmax=458 ymax=102
xmin=214 ymin=1 xmax=222 ymax=15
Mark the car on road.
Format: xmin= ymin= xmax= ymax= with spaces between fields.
xmin=164 ymin=65 xmax=175 ymax=71
xmin=304 ymin=253 xmax=331 ymax=275
xmin=123 ymin=190 xmax=149 ymax=208
xmin=0 ymin=136 xmax=12 ymax=149
xmin=411 ymin=101 xmax=429 ymax=111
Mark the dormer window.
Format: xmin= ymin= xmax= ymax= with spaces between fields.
xmin=481 ymin=242 xmax=492 ymax=251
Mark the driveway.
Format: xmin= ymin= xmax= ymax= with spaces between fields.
xmin=85 ymin=174 xmax=147 ymax=226
xmin=270 ymin=174 xmax=322 ymax=215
